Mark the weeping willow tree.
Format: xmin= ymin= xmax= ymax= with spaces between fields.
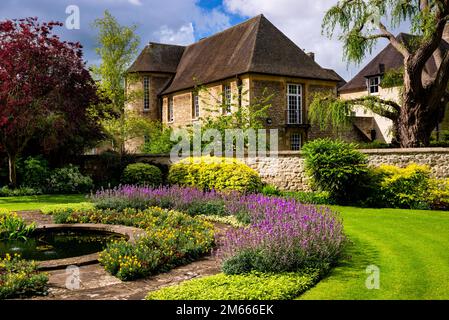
xmin=311 ymin=0 xmax=449 ymax=147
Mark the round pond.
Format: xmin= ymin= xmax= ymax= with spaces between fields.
xmin=0 ymin=228 xmax=124 ymax=261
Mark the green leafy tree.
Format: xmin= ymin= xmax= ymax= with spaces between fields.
xmin=141 ymin=122 xmax=175 ymax=154
xmin=103 ymin=111 xmax=170 ymax=153
xmin=311 ymin=0 xmax=449 ymax=147
xmin=191 ymin=85 xmax=273 ymax=152
xmin=92 ymin=10 xmax=141 ymax=155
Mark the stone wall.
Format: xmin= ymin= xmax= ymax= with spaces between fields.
xmin=81 ymin=148 xmax=449 ymax=191
xmin=242 ymin=148 xmax=449 ymax=191
xmin=363 ymin=148 xmax=449 ymax=179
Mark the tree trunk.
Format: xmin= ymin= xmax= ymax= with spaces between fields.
xmin=397 ymin=95 xmax=438 ymax=148
xmin=398 ymin=63 xmax=437 ymax=148
xmin=7 ymin=153 xmax=17 ymax=188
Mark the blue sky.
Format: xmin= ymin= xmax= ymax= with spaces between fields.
xmin=0 ymin=0 xmax=409 ymax=80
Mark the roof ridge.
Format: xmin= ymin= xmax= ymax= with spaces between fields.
xmin=147 ymin=42 xmax=186 ymax=47
xmin=190 ymin=14 xmax=264 ymax=46
xmin=246 ymin=15 xmax=264 ymax=72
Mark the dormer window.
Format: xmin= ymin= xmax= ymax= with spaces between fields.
xmin=368 ymin=76 xmax=380 ymax=95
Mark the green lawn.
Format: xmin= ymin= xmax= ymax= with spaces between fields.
xmin=0 ymin=194 xmax=88 ymax=211
xmin=299 ymin=206 xmax=449 ymax=300
xmin=2 ymin=194 xmax=448 ymax=299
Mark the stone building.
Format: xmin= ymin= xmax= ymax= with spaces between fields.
xmin=126 ymin=14 xmax=347 ymax=152
xmin=339 ymin=27 xmax=449 ymax=144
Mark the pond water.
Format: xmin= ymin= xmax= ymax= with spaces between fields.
xmin=0 ymin=229 xmax=124 ymax=261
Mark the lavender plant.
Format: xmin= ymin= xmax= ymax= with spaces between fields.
xmin=92 ymin=185 xmax=235 ymax=217
xmin=217 ymin=196 xmax=346 ymax=274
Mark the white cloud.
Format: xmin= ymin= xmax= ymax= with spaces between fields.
xmin=193 ymin=8 xmax=231 ymax=35
xmin=154 ymin=23 xmax=195 ymax=45
xmin=128 ymin=0 xmax=143 ymax=6
xmin=223 ymin=0 xmax=394 ymax=80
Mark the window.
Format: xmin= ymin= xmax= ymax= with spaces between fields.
xmin=290 ymin=133 xmax=302 ymax=151
xmin=287 ymin=84 xmax=302 ymax=124
xmin=368 ymin=76 xmax=380 ymax=95
xmin=143 ymin=76 xmax=150 ymax=111
xmin=223 ymin=84 xmax=232 ymax=114
xmin=193 ymin=94 xmax=200 ymax=119
xmin=168 ymin=97 xmax=174 ymax=123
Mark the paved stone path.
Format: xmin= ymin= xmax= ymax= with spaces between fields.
xmin=18 ymin=210 xmax=53 ymax=225
xmin=16 ymin=211 xmax=228 ymax=300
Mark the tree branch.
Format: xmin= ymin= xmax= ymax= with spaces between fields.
xmin=428 ymin=49 xmax=449 ymax=108
xmin=378 ymin=22 xmax=410 ymax=58
xmin=349 ymin=96 xmax=401 ymax=121
xmin=412 ymin=16 xmax=449 ymax=72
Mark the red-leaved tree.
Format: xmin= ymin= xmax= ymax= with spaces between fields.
xmin=0 ymin=17 xmax=102 ymax=187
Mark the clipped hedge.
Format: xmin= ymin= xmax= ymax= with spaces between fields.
xmin=146 ymin=271 xmax=320 ymax=300
xmin=428 ymin=178 xmax=449 ymax=210
xmin=121 ymin=163 xmax=163 ymax=186
xmin=168 ymin=157 xmax=262 ymax=193
xmin=374 ymin=163 xmax=431 ymax=209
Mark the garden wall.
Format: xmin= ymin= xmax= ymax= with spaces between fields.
xmin=244 ymin=148 xmax=449 ymax=191
xmin=81 ymin=148 xmax=449 ymax=191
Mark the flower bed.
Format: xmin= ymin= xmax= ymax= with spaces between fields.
xmin=92 ymin=185 xmax=230 ymax=215
xmin=52 ymin=207 xmax=215 ymax=281
xmin=90 ymin=186 xmax=346 ymax=274
xmin=218 ymin=196 xmax=346 ymax=274
xmin=58 ymin=186 xmax=346 ymax=287
xmin=146 ymin=270 xmax=320 ymax=300
xmin=136 ymin=187 xmax=347 ymax=299
xmin=0 ymin=254 xmax=48 ymax=299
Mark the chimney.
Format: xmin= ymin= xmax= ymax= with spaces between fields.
xmin=306 ymin=52 xmax=315 ymax=61
xmin=444 ymin=23 xmax=449 ymax=43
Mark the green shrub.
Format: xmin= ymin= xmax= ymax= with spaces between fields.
xmin=222 ymin=250 xmax=257 ymax=275
xmin=0 ymin=211 xmax=36 ymax=241
xmin=121 ymin=163 xmax=163 ymax=186
xmin=146 ymin=270 xmax=320 ymax=300
xmin=184 ymin=200 xmax=227 ymax=217
xmin=261 ymin=184 xmax=282 ymax=196
xmin=0 ymin=186 xmax=42 ymax=197
xmin=0 ymin=254 xmax=48 ymax=299
xmin=141 ymin=123 xmax=175 ymax=154
xmin=302 ymin=139 xmax=370 ymax=204
xmin=282 ymin=191 xmax=334 ymax=205
xmin=19 ymin=156 xmax=50 ymax=189
xmin=428 ymin=178 xmax=449 ymax=210
xmin=168 ymin=157 xmax=263 ymax=193
xmin=357 ymin=141 xmax=392 ymax=149
xmin=47 ymin=165 xmax=93 ymax=194
xmin=373 ymin=164 xmax=431 ymax=209
xmin=40 ymin=202 xmax=94 ymax=215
